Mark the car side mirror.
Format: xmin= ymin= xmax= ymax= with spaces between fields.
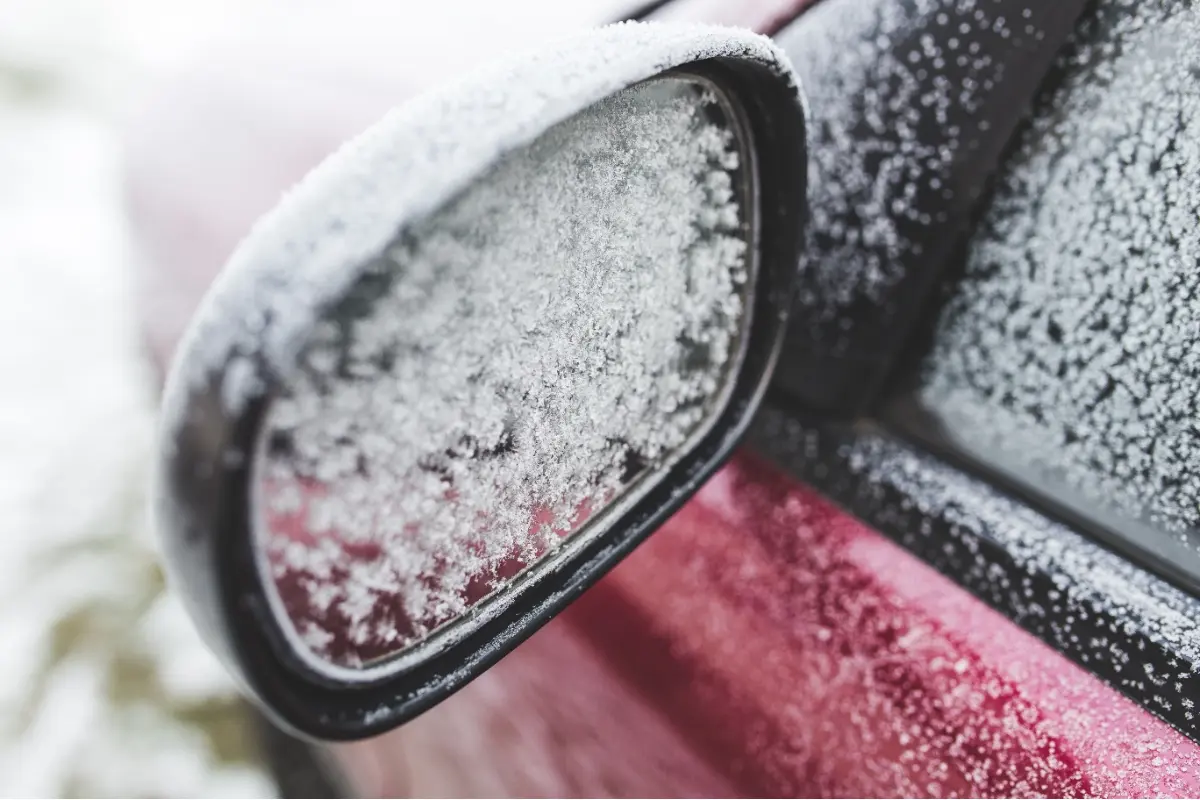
xmin=155 ymin=22 xmax=807 ymax=741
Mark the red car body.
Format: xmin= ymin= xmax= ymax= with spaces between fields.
xmin=127 ymin=0 xmax=1200 ymax=795
xmin=330 ymin=453 xmax=1200 ymax=797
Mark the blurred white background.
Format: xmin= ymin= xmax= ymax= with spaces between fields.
xmin=0 ymin=1 xmax=643 ymax=795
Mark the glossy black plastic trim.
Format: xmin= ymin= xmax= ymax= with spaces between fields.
xmin=157 ymin=54 xmax=807 ymax=741
xmin=885 ymin=396 xmax=1200 ymax=603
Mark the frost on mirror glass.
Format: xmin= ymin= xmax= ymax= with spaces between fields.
xmin=252 ymin=76 xmax=753 ymax=673
xmin=918 ymin=1 xmax=1200 ymax=568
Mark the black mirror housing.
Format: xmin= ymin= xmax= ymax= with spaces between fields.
xmin=155 ymin=22 xmax=807 ymax=741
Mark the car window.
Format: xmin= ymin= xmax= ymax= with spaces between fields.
xmin=898 ymin=0 xmax=1200 ymax=587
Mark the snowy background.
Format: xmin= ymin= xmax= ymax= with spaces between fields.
xmin=0 ymin=1 xmax=640 ymax=795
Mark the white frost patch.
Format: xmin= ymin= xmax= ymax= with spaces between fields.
xmin=920 ymin=0 xmax=1200 ymax=546
xmin=0 ymin=77 xmax=271 ymax=800
xmin=258 ymin=78 xmax=750 ymax=669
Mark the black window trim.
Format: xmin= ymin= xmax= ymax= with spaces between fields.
xmin=750 ymin=399 xmax=1200 ymax=744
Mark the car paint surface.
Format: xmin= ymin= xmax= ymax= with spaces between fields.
xmin=339 ymin=453 xmax=1200 ymax=797
xmin=123 ymin=0 xmax=1200 ymax=795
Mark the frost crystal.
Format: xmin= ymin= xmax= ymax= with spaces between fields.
xmin=919 ymin=0 xmax=1200 ymax=560
xmin=777 ymin=0 xmax=1013 ymax=314
xmin=255 ymin=79 xmax=750 ymax=671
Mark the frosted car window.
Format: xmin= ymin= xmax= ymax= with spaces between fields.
xmin=914 ymin=0 xmax=1200 ymax=585
xmin=253 ymin=76 xmax=755 ymax=674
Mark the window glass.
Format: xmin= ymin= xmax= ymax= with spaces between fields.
xmin=913 ymin=0 xmax=1200 ymax=583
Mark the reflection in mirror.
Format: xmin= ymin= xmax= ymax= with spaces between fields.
xmin=253 ymin=75 xmax=757 ymax=676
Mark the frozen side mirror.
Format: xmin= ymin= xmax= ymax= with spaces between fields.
xmin=155 ymin=22 xmax=806 ymax=741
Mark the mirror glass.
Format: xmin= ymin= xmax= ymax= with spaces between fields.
xmin=252 ymin=74 xmax=758 ymax=676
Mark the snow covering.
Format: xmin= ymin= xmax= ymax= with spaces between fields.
xmin=0 ymin=7 xmax=274 ymax=796
xmin=920 ymin=0 xmax=1200 ymax=554
xmin=153 ymin=20 xmax=797 ymax=678
xmin=257 ymin=77 xmax=752 ymax=672
xmin=159 ymin=22 xmax=791 ymax=422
